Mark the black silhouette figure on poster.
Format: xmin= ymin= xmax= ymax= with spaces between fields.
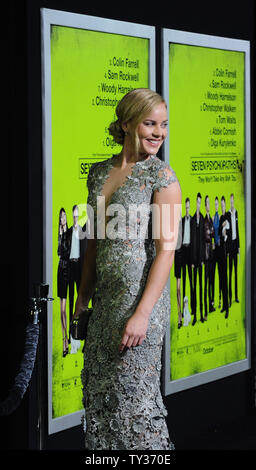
xmin=67 ymin=205 xmax=88 ymax=343
xmin=203 ymin=195 xmax=215 ymax=321
xmin=181 ymin=197 xmax=193 ymax=319
xmin=174 ymin=217 xmax=183 ymax=328
xmin=228 ymin=193 xmax=240 ymax=307
xmin=219 ymin=196 xmax=231 ymax=319
xmin=57 ymin=208 xmax=69 ymax=357
xmin=191 ymin=193 xmax=205 ymax=325
xmin=212 ymin=196 xmax=222 ymax=310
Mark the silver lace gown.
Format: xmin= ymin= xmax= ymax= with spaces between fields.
xmin=81 ymin=154 xmax=179 ymax=450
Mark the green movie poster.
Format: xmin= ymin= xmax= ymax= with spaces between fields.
xmin=169 ymin=44 xmax=246 ymax=381
xmin=50 ymin=25 xmax=149 ymax=419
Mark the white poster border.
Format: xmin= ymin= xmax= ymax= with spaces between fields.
xmin=161 ymin=29 xmax=251 ymax=396
xmin=41 ymin=7 xmax=156 ymax=435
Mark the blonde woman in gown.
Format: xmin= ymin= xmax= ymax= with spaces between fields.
xmin=74 ymin=88 xmax=181 ymax=450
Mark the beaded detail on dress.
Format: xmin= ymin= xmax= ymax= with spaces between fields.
xmin=81 ymin=154 xmax=178 ymax=450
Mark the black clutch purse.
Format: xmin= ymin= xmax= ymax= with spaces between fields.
xmin=70 ymin=308 xmax=93 ymax=341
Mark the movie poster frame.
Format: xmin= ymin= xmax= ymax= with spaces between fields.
xmin=161 ymin=29 xmax=251 ymax=396
xmin=41 ymin=7 xmax=155 ymax=435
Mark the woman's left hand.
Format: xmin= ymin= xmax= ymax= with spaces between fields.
xmin=119 ymin=309 xmax=149 ymax=353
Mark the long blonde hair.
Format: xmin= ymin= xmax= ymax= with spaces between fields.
xmin=108 ymin=88 xmax=166 ymax=155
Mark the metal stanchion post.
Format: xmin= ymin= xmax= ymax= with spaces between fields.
xmin=30 ymin=284 xmax=53 ymax=450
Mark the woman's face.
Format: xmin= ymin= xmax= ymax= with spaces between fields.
xmin=60 ymin=211 xmax=66 ymax=226
xmin=126 ymin=102 xmax=168 ymax=156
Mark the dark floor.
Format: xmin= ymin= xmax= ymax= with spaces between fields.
xmin=181 ymin=412 xmax=256 ymax=450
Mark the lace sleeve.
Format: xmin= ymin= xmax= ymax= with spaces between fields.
xmin=152 ymin=160 xmax=178 ymax=192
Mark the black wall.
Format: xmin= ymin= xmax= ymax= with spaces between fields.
xmin=4 ymin=0 xmax=255 ymax=451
